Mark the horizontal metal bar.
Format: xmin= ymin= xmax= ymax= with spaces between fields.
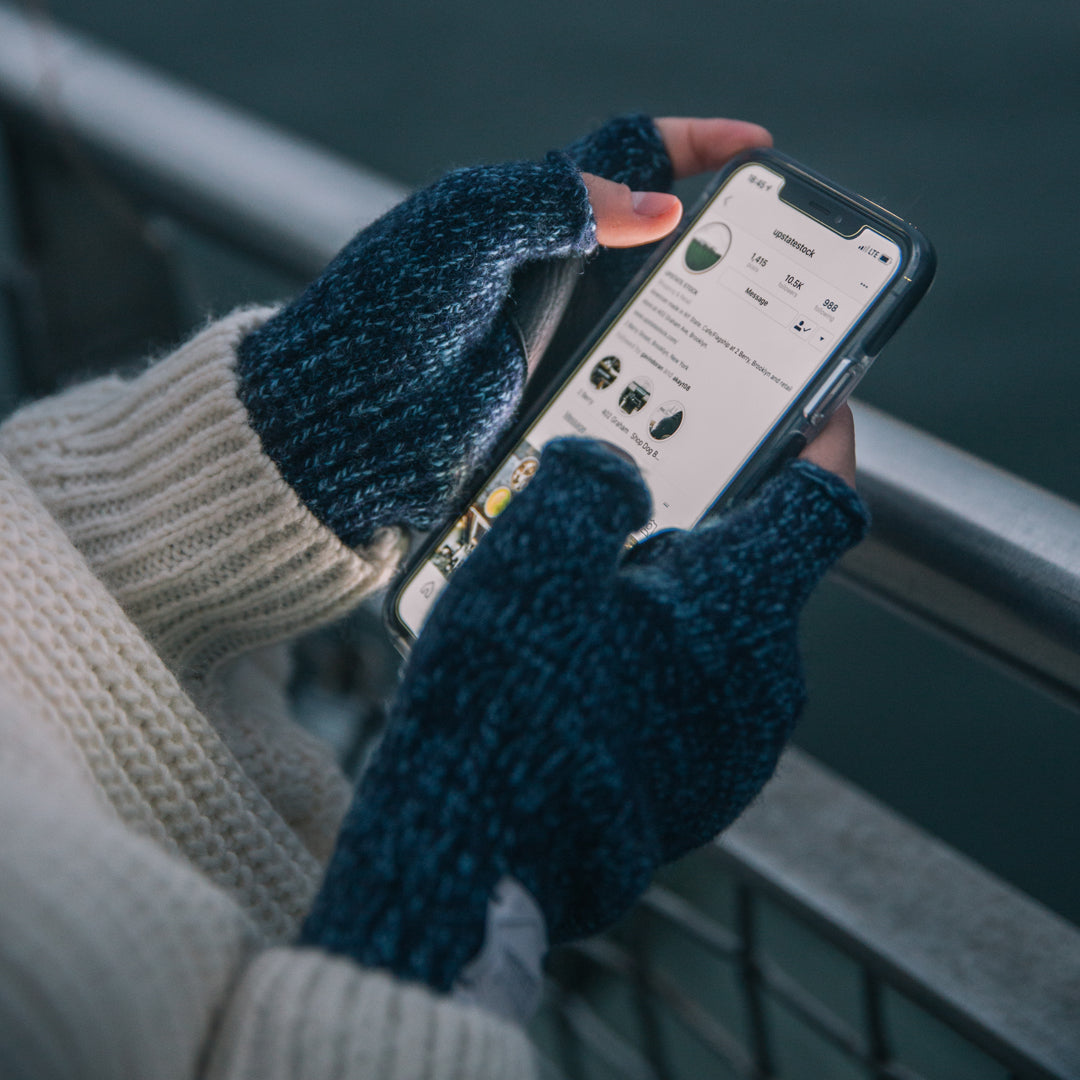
xmin=640 ymin=884 xmax=742 ymax=959
xmin=845 ymin=401 xmax=1080 ymax=710
xmin=543 ymin=976 xmax=661 ymax=1080
xmin=569 ymin=937 xmax=757 ymax=1076
xmin=718 ymin=748 xmax=1080 ymax=1080
xmin=4 ymin=12 xmax=1078 ymax=1078
xmin=1 ymin=3 xmax=1078 ymax=708
xmin=0 ymin=3 xmax=406 ymax=277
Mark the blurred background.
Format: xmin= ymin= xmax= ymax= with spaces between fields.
xmin=0 ymin=0 xmax=1077 ymax=928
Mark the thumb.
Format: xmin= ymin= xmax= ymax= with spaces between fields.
xmin=581 ymin=172 xmax=682 ymax=248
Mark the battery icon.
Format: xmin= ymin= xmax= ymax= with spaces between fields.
xmin=878 ymin=253 xmax=891 ymax=263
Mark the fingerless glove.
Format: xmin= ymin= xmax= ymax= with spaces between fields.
xmin=300 ymin=440 xmax=869 ymax=990
xmin=235 ymin=115 xmax=677 ymax=548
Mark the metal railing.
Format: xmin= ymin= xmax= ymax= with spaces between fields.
xmin=525 ymin=747 xmax=1080 ymax=1080
xmin=1 ymin=5 xmax=1077 ymax=1077
xmin=840 ymin=403 xmax=1080 ymax=712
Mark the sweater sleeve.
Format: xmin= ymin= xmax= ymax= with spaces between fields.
xmin=204 ymin=951 xmax=538 ymax=1080
xmin=0 ymin=691 xmax=537 ymax=1080
xmin=0 ymin=309 xmax=408 ymax=680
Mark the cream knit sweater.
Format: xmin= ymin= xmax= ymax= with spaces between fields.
xmin=0 ymin=309 xmax=537 ymax=1079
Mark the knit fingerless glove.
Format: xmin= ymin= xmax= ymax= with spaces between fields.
xmin=300 ymin=439 xmax=870 ymax=991
xmin=235 ymin=115 xmax=675 ymax=547
xmin=565 ymin=112 xmax=673 ymax=193
xmin=235 ymin=154 xmax=593 ymax=547
xmin=554 ymin=114 xmax=676 ymax=353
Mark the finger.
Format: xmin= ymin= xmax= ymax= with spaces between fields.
xmin=654 ymin=117 xmax=773 ymax=180
xmin=581 ymin=172 xmax=683 ymax=248
xmin=799 ymin=403 xmax=856 ymax=489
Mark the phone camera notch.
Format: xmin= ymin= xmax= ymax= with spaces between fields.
xmin=809 ymin=198 xmax=846 ymax=229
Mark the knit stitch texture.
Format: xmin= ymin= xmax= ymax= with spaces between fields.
xmin=564 ymin=113 xmax=673 ymax=199
xmin=236 ymin=152 xmax=597 ymax=547
xmin=0 ymin=309 xmax=406 ymax=681
xmin=554 ymin=114 xmax=677 ymax=353
xmin=300 ymin=439 xmax=870 ymax=990
xmin=0 ymin=317 xmax=536 ymax=1079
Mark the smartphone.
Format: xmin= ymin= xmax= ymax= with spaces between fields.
xmin=387 ymin=148 xmax=935 ymax=650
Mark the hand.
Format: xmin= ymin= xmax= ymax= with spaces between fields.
xmin=580 ymin=117 xmax=773 ymax=246
xmin=234 ymin=116 xmax=770 ymax=548
xmin=801 ymin=403 xmax=857 ymax=488
xmin=300 ymin=441 xmax=869 ymax=990
xmin=581 ymin=116 xmax=855 ymax=492
xmin=543 ymin=116 xmax=773 ymax=367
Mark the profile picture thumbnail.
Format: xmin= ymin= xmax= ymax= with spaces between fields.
xmin=684 ymin=221 xmax=732 ymax=274
xmin=648 ymin=400 xmax=684 ymax=440
xmin=619 ymin=378 xmax=652 ymax=414
xmin=431 ymin=508 xmax=489 ymax=579
xmin=510 ymin=457 xmax=538 ymax=491
xmin=484 ymin=487 xmax=512 ymax=519
xmin=590 ymin=355 xmax=621 ymax=390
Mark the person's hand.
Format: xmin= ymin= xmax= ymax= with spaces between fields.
xmin=299 ymin=439 xmax=869 ymax=990
xmin=234 ymin=116 xmax=770 ymax=548
xmin=579 ymin=116 xmax=772 ymax=246
xmin=536 ymin=116 xmax=772 ymax=382
xmin=800 ymin=403 xmax=857 ymax=488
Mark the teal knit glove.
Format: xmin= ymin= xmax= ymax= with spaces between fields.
xmin=235 ymin=115 xmax=672 ymax=548
xmin=300 ymin=439 xmax=869 ymax=990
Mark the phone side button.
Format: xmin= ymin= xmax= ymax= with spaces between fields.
xmin=781 ymin=430 xmax=808 ymax=461
xmin=802 ymin=359 xmax=854 ymax=426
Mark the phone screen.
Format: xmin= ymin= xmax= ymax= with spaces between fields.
xmin=394 ymin=160 xmax=902 ymax=639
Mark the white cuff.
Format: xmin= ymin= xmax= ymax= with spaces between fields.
xmin=0 ymin=309 xmax=407 ymax=678
xmin=452 ymin=877 xmax=548 ymax=1026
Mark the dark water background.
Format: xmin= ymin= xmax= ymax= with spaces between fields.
xmin=8 ymin=0 xmax=1080 ymax=921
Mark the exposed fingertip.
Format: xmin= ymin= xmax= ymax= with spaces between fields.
xmin=631 ymin=190 xmax=681 ymax=218
xmin=728 ymin=119 xmax=774 ymax=147
xmin=798 ymin=403 xmax=856 ymax=488
xmin=586 ymin=173 xmax=682 ymax=247
xmin=655 ymin=117 xmax=775 ymax=179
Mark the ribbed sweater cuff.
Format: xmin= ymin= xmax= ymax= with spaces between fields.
xmin=0 ymin=309 xmax=407 ymax=678
xmin=205 ymin=948 xmax=538 ymax=1080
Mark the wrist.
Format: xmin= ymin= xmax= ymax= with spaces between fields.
xmin=299 ymin=717 xmax=523 ymax=991
xmin=452 ymin=877 xmax=548 ymax=1025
